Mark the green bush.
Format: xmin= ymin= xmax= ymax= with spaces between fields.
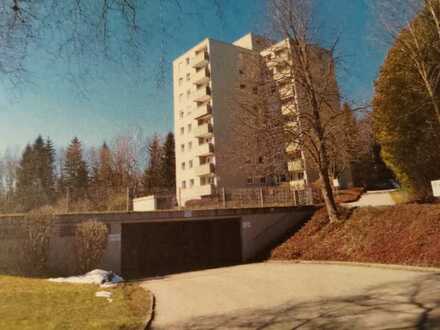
xmin=74 ymin=220 xmax=109 ymax=273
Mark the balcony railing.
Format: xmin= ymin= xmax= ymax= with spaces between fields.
xmin=192 ymin=51 xmax=209 ymax=69
xmin=280 ymin=86 xmax=294 ymax=100
xmin=195 ymin=162 xmax=215 ymax=177
xmin=193 ymin=103 xmax=212 ymax=119
xmin=197 ymin=142 xmax=214 ymax=156
xmin=195 ymin=183 xmax=215 ymax=197
xmin=193 ymin=86 xmax=211 ymax=103
xmin=193 ymin=67 xmax=210 ymax=86
xmin=194 ymin=123 xmax=213 ymax=137
xmin=288 ymin=159 xmax=304 ymax=172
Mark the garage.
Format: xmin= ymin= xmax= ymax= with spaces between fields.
xmin=121 ymin=218 xmax=242 ymax=278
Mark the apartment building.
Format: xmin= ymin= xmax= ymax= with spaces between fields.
xmin=173 ymin=33 xmax=342 ymax=206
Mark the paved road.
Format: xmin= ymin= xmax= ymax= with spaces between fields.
xmin=344 ymin=189 xmax=396 ymax=208
xmin=142 ymin=262 xmax=440 ymax=329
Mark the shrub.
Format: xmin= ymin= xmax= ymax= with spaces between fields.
xmin=74 ymin=220 xmax=109 ymax=273
xmin=20 ymin=208 xmax=54 ymax=275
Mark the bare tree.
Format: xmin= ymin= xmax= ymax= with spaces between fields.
xmin=372 ymin=0 xmax=440 ymax=124
xmin=228 ymin=0 xmax=363 ymax=222
xmin=0 ymin=0 xmax=227 ymax=89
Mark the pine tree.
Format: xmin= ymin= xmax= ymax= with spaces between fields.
xmin=63 ymin=137 xmax=88 ymax=200
xmin=143 ymin=135 xmax=163 ymax=194
xmin=98 ymin=142 xmax=114 ymax=189
xmin=161 ymin=132 xmax=175 ymax=191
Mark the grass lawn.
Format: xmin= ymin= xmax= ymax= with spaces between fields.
xmin=0 ymin=275 xmax=151 ymax=330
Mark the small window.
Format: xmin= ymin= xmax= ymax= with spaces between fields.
xmin=239 ymin=69 xmax=244 ymax=75
xmin=188 ymin=141 xmax=193 ymax=150
xmin=247 ymin=177 xmax=253 ymax=185
xmin=190 ymin=179 xmax=194 ymax=187
xmin=252 ymin=86 xmax=258 ymax=95
xmin=240 ymin=84 xmax=246 ymax=89
xmin=181 ymin=162 xmax=186 ymax=170
xmin=179 ymin=111 xmax=184 ymax=119
xmin=258 ymin=156 xmax=264 ymax=164
xmin=189 ymin=160 xmax=193 ymax=168
xmin=186 ymin=73 xmax=191 ymax=81
xmin=186 ymin=89 xmax=191 ymax=99
xmin=188 ymin=124 xmax=192 ymax=133
xmin=179 ymin=93 xmax=184 ymax=102
xmin=178 ymin=77 xmax=183 ymax=86
xmin=260 ymin=177 xmax=266 ymax=184
xmin=182 ymin=180 xmax=186 ymax=189
xmin=180 ymin=144 xmax=185 ymax=152
xmin=180 ymin=127 xmax=184 ymax=135
xmin=186 ymin=57 xmax=190 ymax=65
xmin=271 ymin=86 xmax=276 ymax=95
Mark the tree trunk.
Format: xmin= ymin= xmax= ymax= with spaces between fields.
xmin=319 ymin=169 xmax=340 ymax=223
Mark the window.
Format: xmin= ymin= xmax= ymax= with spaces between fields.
xmin=180 ymin=127 xmax=184 ymax=135
xmin=271 ymin=86 xmax=276 ymax=95
xmin=186 ymin=57 xmax=190 ymax=65
xmin=182 ymin=180 xmax=186 ymax=189
xmin=186 ymin=89 xmax=191 ymax=99
xmin=190 ymin=179 xmax=194 ymax=187
xmin=252 ymin=86 xmax=258 ymax=95
xmin=247 ymin=177 xmax=253 ymax=185
xmin=178 ymin=62 xmax=183 ymax=72
xmin=181 ymin=162 xmax=185 ymax=170
xmin=258 ymin=156 xmax=264 ymax=164
xmin=186 ymin=73 xmax=191 ymax=81
xmin=188 ymin=124 xmax=192 ymax=133
xmin=260 ymin=176 xmax=266 ymax=184
xmin=178 ymin=77 xmax=183 ymax=86
xmin=240 ymin=84 xmax=246 ymax=89
xmin=179 ymin=93 xmax=184 ymax=102
xmin=239 ymin=69 xmax=244 ymax=75
xmin=180 ymin=144 xmax=185 ymax=152
xmin=189 ymin=160 xmax=193 ymax=168
xmin=188 ymin=141 xmax=193 ymax=150
xmin=179 ymin=111 xmax=184 ymax=119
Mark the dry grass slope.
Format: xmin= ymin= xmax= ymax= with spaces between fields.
xmin=271 ymin=203 xmax=440 ymax=267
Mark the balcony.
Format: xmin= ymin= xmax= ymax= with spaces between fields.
xmin=280 ymin=86 xmax=294 ymax=100
xmin=196 ymin=183 xmax=215 ymax=197
xmin=195 ymin=162 xmax=215 ymax=177
xmin=193 ymin=103 xmax=212 ymax=120
xmin=193 ymin=86 xmax=211 ymax=103
xmin=194 ymin=123 xmax=213 ymax=138
xmin=288 ymin=159 xmax=304 ymax=172
xmin=192 ymin=50 xmax=209 ymax=69
xmin=197 ymin=142 xmax=214 ymax=156
xmin=193 ymin=67 xmax=210 ymax=86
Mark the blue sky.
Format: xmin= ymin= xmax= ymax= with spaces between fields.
xmin=0 ymin=0 xmax=385 ymax=154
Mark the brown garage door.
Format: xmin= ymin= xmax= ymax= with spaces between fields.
xmin=121 ymin=218 xmax=242 ymax=278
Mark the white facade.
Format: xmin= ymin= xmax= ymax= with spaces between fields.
xmin=173 ymin=33 xmax=340 ymax=206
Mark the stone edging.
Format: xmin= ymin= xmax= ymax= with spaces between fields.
xmin=144 ymin=291 xmax=156 ymax=330
xmin=268 ymin=259 xmax=440 ymax=273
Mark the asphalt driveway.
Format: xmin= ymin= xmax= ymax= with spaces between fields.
xmin=142 ymin=262 xmax=440 ymax=329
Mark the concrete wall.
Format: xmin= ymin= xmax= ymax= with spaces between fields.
xmin=0 ymin=206 xmax=314 ymax=277
xmin=241 ymin=207 xmax=313 ymax=261
xmin=133 ymin=196 xmax=157 ymax=211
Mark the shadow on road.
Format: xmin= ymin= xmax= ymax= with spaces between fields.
xmin=154 ymin=273 xmax=440 ymax=329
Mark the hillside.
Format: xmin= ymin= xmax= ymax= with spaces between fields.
xmin=271 ymin=203 xmax=440 ymax=267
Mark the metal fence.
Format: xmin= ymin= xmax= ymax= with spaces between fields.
xmin=185 ymin=186 xmax=314 ymax=210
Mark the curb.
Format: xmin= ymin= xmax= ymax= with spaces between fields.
xmin=268 ymin=259 xmax=440 ymax=273
xmin=144 ymin=291 xmax=156 ymax=330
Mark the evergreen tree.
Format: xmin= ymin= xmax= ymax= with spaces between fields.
xmin=161 ymin=132 xmax=175 ymax=191
xmin=63 ymin=137 xmax=88 ymax=200
xmin=143 ymin=135 xmax=163 ymax=194
xmin=98 ymin=142 xmax=114 ymax=189
xmin=15 ymin=144 xmax=35 ymax=211
xmin=373 ymin=8 xmax=440 ymax=198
